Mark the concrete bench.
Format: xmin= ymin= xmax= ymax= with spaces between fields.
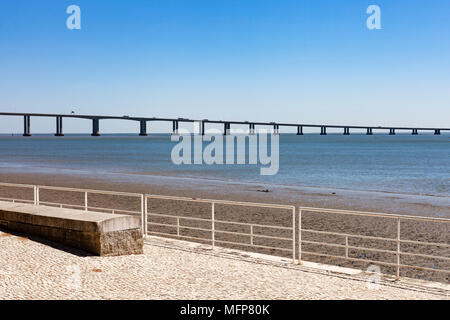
xmin=0 ymin=201 xmax=143 ymax=256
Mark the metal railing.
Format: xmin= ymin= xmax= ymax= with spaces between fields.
xmin=0 ymin=181 xmax=449 ymax=281
xmin=0 ymin=182 xmax=145 ymax=233
xmin=299 ymin=207 xmax=450 ymax=279
xmin=145 ymin=194 xmax=297 ymax=262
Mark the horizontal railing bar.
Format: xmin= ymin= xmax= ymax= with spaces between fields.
xmin=0 ymin=198 xmax=34 ymax=203
xmin=148 ymin=222 xmax=212 ymax=233
xmin=148 ymin=221 xmax=291 ymax=241
xmin=303 ymin=239 xmax=450 ymax=261
xmin=400 ymin=238 xmax=450 ymax=248
xmin=178 ymin=225 xmax=212 ymax=233
xmin=147 ymin=213 xmax=292 ymax=231
xmin=212 ymin=229 xmax=251 ymax=238
xmin=300 ymin=207 xmax=450 ymax=223
xmin=251 ymin=234 xmax=293 ymax=242
xmin=146 ymin=194 xmax=294 ymax=210
xmin=148 ymin=212 xmax=212 ymax=223
xmin=398 ymin=264 xmax=450 ymax=274
xmin=215 ymin=219 xmax=292 ymax=230
xmin=301 ymin=250 xmax=399 ymax=267
xmin=147 ymin=222 xmax=177 ymax=229
xmin=38 ymin=201 xmax=140 ymax=214
xmin=215 ymin=229 xmax=292 ymax=241
xmin=400 ymin=251 xmax=450 ymax=261
xmin=302 ymin=228 xmax=450 ymax=249
xmin=302 ymin=240 xmax=396 ymax=255
xmin=38 ymin=185 xmax=142 ymax=197
xmin=0 ymin=182 xmax=35 ymax=189
xmin=302 ymin=228 xmax=396 ymax=242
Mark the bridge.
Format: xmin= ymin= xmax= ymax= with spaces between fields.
xmin=0 ymin=112 xmax=448 ymax=136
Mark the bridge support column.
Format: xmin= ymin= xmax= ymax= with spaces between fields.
xmin=389 ymin=128 xmax=396 ymax=135
xmin=139 ymin=120 xmax=147 ymax=136
xmin=344 ymin=127 xmax=350 ymax=135
xmin=320 ymin=126 xmax=327 ymax=135
xmin=412 ymin=129 xmax=418 ymax=135
xmin=435 ymin=129 xmax=441 ymax=135
xmin=297 ymin=126 xmax=303 ymax=135
xmin=172 ymin=121 xmax=179 ymax=135
xmin=91 ymin=118 xmax=100 ymax=136
xmin=249 ymin=123 xmax=255 ymax=135
xmin=55 ymin=117 xmax=64 ymax=136
xmin=273 ymin=124 xmax=279 ymax=135
xmin=23 ymin=116 xmax=31 ymax=137
xmin=224 ymin=123 xmax=230 ymax=135
xmin=366 ymin=128 xmax=373 ymax=135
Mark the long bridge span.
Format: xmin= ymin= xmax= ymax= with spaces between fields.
xmin=0 ymin=112 xmax=448 ymax=136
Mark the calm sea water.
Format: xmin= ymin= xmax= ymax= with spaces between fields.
xmin=0 ymin=134 xmax=448 ymax=197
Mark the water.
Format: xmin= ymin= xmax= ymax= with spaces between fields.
xmin=0 ymin=134 xmax=448 ymax=197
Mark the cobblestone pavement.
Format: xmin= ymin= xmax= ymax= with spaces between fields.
xmin=0 ymin=231 xmax=448 ymax=300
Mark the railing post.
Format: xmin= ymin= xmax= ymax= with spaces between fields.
xmin=292 ymin=206 xmax=296 ymax=264
xmin=396 ymin=218 xmax=401 ymax=280
xmin=33 ymin=185 xmax=37 ymax=205
xmin=141 ymin=194 xmax=145 ymax=235
xmin=298 ymin=208 xmax=302 ymax=265
xmin=250 ymin=225 xmax=254 ymax=245
xmin=345 ymin=236 xmax=349 ymax=258
xmin=36 ymin=187 xmax=40 ymax=205
xmin=177 ymin=217 xmax=180 ymax=237
xmin=212 ymin=202 xmax=215 ymax=250
xmin=144 ymin=196 xmax=148 ymax=235
xmin=84 ymin=192 xmax=88 ymax=211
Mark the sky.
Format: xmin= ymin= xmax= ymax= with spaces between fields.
xmin=0 ymin=0 xmax=449 ymax=133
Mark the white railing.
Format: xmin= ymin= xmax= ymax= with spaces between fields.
xmin=0 ymin=182 xmax=145 ymax=233
xmin=145 ymin=194 xmax=296 ymax=262
xmin=0 ymin=181 xmax=449 ymax=281
xmin=299 ymin=207 xmax=450 ymax=279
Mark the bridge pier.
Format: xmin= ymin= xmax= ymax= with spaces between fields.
xmin=139 ymin=120 xmax=147 ymax=136
xmin=297 ymin=126 xmax=303 ymax=135
xmin=91 ymin=118 xmax=100 ymax=136
xmin=412 ymin=129 xmax=418 ymax=135
xmin=172 ymin=121 xmax=179 ymax=135
xmin=320 ymin=126 xmax=327 ymax=135
xmin=435 ymin=129 xmax=441 ymax=135
xmin=23 ymin=116 xmax=31 ymax=137
xmin=273 ymin=124 xmax=279 ymax=135
xmin=389 ymin=128 xmax=396 ymax=135
xmin=249 ymin=123 xmax=255 ymax=135
xmin=366 ymin=128 xmax=373 ymax=135
xmin=55 ymin=116 xmax=64 ymax=136
xmin=343 ymin=127 xmax=350 ymax=135
xmin=223 ymin=123 xmax=231 ymax=135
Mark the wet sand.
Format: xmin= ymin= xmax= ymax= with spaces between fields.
xmin=0 ymin=170 xmax=449 ymax=283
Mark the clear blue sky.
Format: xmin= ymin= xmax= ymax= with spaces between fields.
xmin=0 ymin=0 xmax=449 ymax=133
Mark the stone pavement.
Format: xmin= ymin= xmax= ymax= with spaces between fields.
xmin=0 ymin=230 xmax=448 ymax=300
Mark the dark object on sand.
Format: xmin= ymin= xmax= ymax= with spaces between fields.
xmin=257 ymin=189 xmax=270 ymax=193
